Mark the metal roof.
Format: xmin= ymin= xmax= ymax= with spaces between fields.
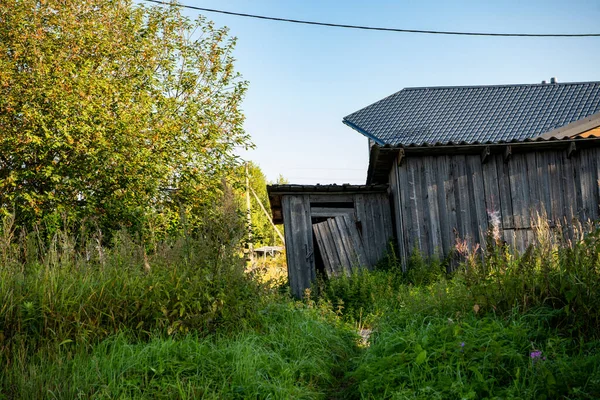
xmin=343 ymin=81 xmax=600 ymax=146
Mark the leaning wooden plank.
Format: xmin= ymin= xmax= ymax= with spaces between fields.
xmin=312 ymin=222 xmax=335 ymax=277
xmin=342 ymin=214 xmax=371 ymax=269
xmin=316 ymin=219 xmax=344 ymax=277
xmin=333 ymin=216 xmax=358 ymax=275
xmin=328 ymin=218 xmax=351 ymax=275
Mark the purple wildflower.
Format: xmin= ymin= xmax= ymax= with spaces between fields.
xmin=530 ymin=350 xmax=545 ymax=365
xmin=460 ymin=342 xmax=465 ymax=348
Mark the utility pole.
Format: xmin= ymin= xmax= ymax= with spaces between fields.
xmin=245 ymin=162 xmax=254 ymax=264
xmin=249 ymin=187 xmax=285 ymax=245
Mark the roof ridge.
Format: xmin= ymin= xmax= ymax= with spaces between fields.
xmin=402 ymin=80 xmax=600 ymax=91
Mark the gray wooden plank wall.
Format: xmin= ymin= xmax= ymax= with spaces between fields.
xmin=281 ymin=192 xmax=394 ymax=297
xmin=282 ymin=195 xmax=315 ymax=297
xmin=389 ymin=147 xmax=600 ymax=263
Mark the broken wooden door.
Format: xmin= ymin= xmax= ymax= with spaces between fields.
xmin=312 ymin=215 xmax=370 ymax=277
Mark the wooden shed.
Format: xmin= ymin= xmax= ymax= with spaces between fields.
xmin=267 ymin=184 xmax=394 ymax=297
xmin=369 ymin=137 xmax=600 ymax=269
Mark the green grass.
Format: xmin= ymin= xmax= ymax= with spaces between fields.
xmin=2 ymin=217 xmax=600 ymax=398
xmin=1 ymin=303 xmax=358 ymax=399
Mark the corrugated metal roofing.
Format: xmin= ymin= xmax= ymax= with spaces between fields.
xmin=343 ymin=81 xmax=600 ymax=146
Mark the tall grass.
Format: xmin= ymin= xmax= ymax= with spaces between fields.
xmin=0 ymin=214 xmax=266 ymax=362
xmin=1 ymin=303 xmax=358 ymax=399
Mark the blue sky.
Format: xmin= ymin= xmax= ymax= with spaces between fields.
xmin=150 ymin=0 xmax=600 ymax=184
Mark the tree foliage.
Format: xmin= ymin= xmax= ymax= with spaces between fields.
xmin=0 ymin=0 xmax=250 ymax=235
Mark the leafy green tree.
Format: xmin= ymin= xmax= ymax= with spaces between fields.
xmin=0 ymin=0 xmax=250 ymax=235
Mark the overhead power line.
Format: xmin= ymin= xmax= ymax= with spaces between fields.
xmin=143 ymin=0 xmax=600 ymax=38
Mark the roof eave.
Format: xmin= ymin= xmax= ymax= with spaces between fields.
xmin=342 ymin=119 xmax=386 ymax=146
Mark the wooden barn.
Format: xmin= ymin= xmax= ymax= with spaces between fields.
xmin=270 ymin=80 xmax=600 ymax=296
xmin=267 ymin=184 xmax=393 ymax=297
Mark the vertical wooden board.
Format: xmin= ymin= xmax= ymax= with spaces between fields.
xmin=414 ymin=157 xmax=430 ymax=257
xmin=282 ymin=195 xmax=315 ymax=297
xmin=467 ymin=155 xmax=489 ymax=249
xmin=398 ymin=162 xmax=415 ymax=258
xmin=380 ymin=192 xmax=394 ymax=245
xmin=482 ymin=154 xmax=501 ymax=221
xmin=445 ymin=155 xmax=459 ymax=254
xmin=535 ymin=151 xmax=553 ymax=223
xmin=587 ymin=148 xmax=599 ymax=221
xmin=578 ymin=149 xmax=595 ymax=221
xmin=281 ymin=196 xmax=298 ymax=295
xmin=299 ymin=195 xmax=316 ymax=287
xmin=561 ymin=151 xmax=577 ymax=228
xmin=435 ymin=155 xmax=452 ymax=256
xmin=369 ymin=193 xmax=385 ymax=264
xmin=453 ymin=155 xmax=471 ymax=245
xmin=503 ymin=229 xmax=516 ymax=253
xmin=397 ymin=164 xmax=412 ymax=269
xmin=547 ymin=151 xmax=564 ymax=227
xmin=406 ymin=158 xmax=423 ymax=254
xmin=514 ymin=230 xmax=528 ymax=254
xmin=312 ymin=223 xmax=335 ymax=277
xmin=508 ymin=154 xmax=531 ymax=229
xmin=526 ymin=152 xmax=542 ymax=225
xmin=390 ymin=163 xmax=407 ymax=268
xmin=496 ymin=154 xmax=515 ymax=229
xmin=424 ymin=156 xmax=443 ymax=257
xmin=361 ymin=194 xmax=376 ymax=266
xmin=571 ymin=151 xmax=585 ymax=222
xmin=354 ymin=193 xmax=372 ymax=265
xmin=592 ymin=148 xmax=600 ymax=220
xmin=342 ymin=214 xmax=371 ymax=269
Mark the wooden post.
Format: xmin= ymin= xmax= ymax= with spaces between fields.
xmin=245 ymin=162 xmax=254 ymax=264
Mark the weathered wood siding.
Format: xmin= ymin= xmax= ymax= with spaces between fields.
xmin=389 ymin=146 xmax=600 ymax=266
xmin=282 ymin=195 xmax=315 ymax=296
xmin=281 ymin=192 xmax=393 ymax=297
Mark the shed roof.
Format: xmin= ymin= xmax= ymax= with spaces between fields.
xmin=343 ymin=81 xmax=600 ymax=146
xmin=267 ymin=184 xmax=388 ymax=224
